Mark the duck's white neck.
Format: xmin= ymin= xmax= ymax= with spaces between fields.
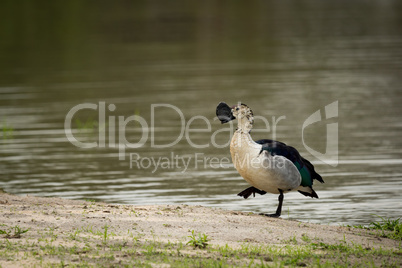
xmin=231 ymin=113 xmax=261 ymax=161
xmin=236 ymin=114 xmax=254 ymax=133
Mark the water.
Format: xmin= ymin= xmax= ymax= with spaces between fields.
xmin=1 ymin=1 xmax=402 ymax=226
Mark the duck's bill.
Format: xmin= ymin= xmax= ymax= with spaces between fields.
xmin=216 ymin=102 xmax=236 ymax=124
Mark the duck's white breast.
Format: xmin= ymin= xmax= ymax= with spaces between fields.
xmin=230 ymin=132 xmax=301 ymax=194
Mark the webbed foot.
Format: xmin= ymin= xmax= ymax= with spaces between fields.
xmin=238 ymin=186 xmax=266 ymax=199
xmin=260 ymin=213 xmax=281 ymax=218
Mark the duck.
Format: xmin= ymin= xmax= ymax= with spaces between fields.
xmin=216 ymin=102 xmax=324 ymax=217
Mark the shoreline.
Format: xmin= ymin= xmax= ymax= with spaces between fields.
xmin=1 ymin=193 xmax=401 ymax=267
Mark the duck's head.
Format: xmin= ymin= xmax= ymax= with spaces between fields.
xmin=216 ymin=102 xmax=253 ymax=124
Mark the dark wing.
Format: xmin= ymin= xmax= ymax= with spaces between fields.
xmin=255 ymin=139 xmax=324 ymax=187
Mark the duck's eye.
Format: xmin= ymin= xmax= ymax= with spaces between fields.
xmin=236 ymin=107 xmax=240 ymax=111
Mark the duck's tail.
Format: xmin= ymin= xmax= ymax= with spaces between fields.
xmin=297 ymin=186 xmax=319 ymax=198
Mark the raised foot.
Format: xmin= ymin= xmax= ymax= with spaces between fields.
xmin=238 ymin=187 xmax=267 ymax=199
xmin=259 ymin=213 xmax=281 ymax=218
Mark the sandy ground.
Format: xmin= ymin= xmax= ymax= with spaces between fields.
xmin=0 ymin=193 xmax=401 ymax=267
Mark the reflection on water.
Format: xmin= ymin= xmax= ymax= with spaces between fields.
xmin=1 ymin=1 xmax=402 ymax=226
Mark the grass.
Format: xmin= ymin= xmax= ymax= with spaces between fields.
xmin=1 ymin=202 xmax=401 ymax=267
xmin=0 ymin=225 xmax=29 ymax=239
xmin=186 ymin=230 xmax=209 ymax=249
xmin=369 ymin=216 xmax=402 ymax=240
xmin=350 ymin=215 xmax=402 ymax=240
xmin=101 ymin=224 xmax=113 ymax=247
xmin=3 ymin=227 xmax=398 ymax=267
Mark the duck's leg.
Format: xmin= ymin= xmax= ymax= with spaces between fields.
xmin=263 ymin=189 xmax=284 ymax=218
xmin=238 ymin=186 xmax=267 ymax=199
